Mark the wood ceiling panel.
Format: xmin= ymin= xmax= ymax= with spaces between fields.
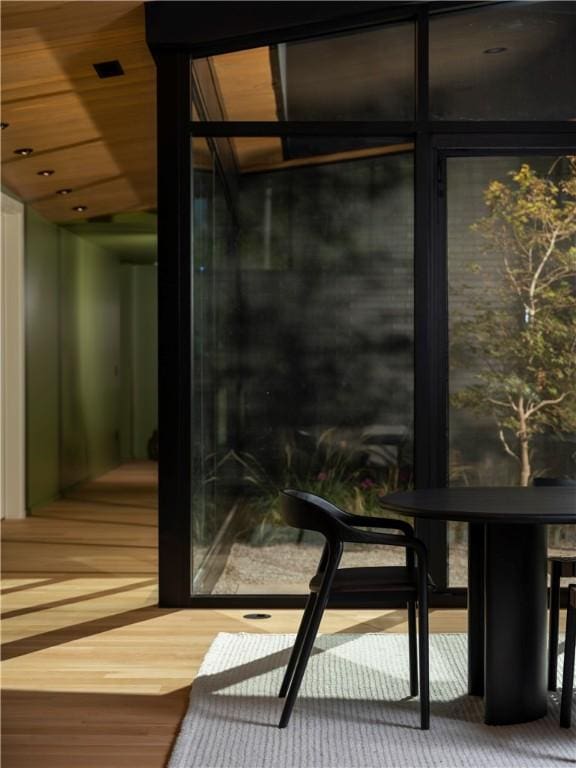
xmin=2 ymin=38 xmax=153 ymax=100
xmin=1 ymin=1 xmax=156 ymax=222
xmin=1 ymin=1 xmax=143 ymax=52
xmin=2 ymin=92 xmax=104 ymax=159
xmin=3 ymin=140 xmax=125 ymax=200
xmin=210 ymin=48 xmax=283 ymax=171
xmin=2 ymin=78 xmax=155 ymax=159
xmin=211 ymin=47 xmax=279 ymax=122
xmin=33 ymin=176 xmax=145 ymax=222
xmin=231 ymin=137 xmax=283 ymax=172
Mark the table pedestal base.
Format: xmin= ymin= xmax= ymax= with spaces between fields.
xmin=484 ymin=523 xmax=547 ymax=725
xmin=468 ymin=523 xmax=485 ymax=696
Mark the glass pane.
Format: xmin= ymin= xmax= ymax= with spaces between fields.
xmin=430 ymin=2 xmax=576 ymax=120
xmin=448 ymin=155 xmax=576 ymax=586
xmin=191 ymin=137 xmax=415 ymax=595
xmin=191 ymin=20 xmax=415 ymax=121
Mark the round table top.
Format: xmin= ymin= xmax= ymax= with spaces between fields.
xmin=382 ymin=487 xmax=576 ymax=525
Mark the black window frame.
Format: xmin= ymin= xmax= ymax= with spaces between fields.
xmin=146 ymin=1 xmax=576 ymax=608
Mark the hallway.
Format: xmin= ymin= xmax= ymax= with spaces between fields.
xmin=3 ymin=462 xmax=157 ymax=575
xmin=1 ymin=462 xmax=467 ymax=767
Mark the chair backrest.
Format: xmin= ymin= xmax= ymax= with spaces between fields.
xmin=281 ymin=489 xmax=351 ymax=540
xmin=533 ymin=477 xmax=576 ymax=487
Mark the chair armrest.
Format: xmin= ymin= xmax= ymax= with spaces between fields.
xmin=346 ymin=514 xmax=414 ymax=537
xmin=339 ymin=526 xmax=425 ymax=557
xmin=329 ymin=521 xmax=433 ymax=589
xmin=350 ymin=528 xmax=429 ymax=577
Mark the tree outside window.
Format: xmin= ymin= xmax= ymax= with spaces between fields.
xmin=451 ymin=156 xmax=576 ymax=486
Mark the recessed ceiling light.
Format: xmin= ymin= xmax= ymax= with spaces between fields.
xmin=93 ymin=60 xmax=124 ymax=79
xmin=1 ymin=122 xmax=9 ymax=130
xmin=484 ymin=47 xmax=508 ymax=54
xmin=72 ymin=206 xmax=88 ymax=212
xmin=14 ymin=147 xmax=33 ymax=156
xmin=57 ymin=188 xmax=72 ymax=195
xmin=37 ymin=169 xmax=55 ymax=177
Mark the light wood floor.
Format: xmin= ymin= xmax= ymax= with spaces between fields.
xmin=0 ymin=462 xmax=478 ymax=767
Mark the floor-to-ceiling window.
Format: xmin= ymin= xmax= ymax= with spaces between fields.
xmin=190 ymin=19 xmax=417 ymax=595
xmin=147 ymin=0 xmax=576 ymax=606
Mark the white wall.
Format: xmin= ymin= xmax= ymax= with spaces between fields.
xmin=1 ymin=192 xmax=25 ymax=519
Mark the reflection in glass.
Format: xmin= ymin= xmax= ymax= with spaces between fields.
xmin=192 ymin=138 xmax=415 ymax=595
xmin=430 ymin=1 xmax=576 ymax=120
xmin=448 ymin=156 xmax=576 ymax=586
xmin=191 ymin=19 xmax=415 ymax=121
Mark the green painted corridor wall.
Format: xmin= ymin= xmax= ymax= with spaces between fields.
xmin=120 ymin=264 xmax=158 ymax=461
xmin=59 ymin=229 xmax=121 ymax=490
xmin=26 ymin=209 xmax=121 ymax=509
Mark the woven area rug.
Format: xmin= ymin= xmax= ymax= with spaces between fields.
xmin=168 ymin=633 xmax=574 ymax=768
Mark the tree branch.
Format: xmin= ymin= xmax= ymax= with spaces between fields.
xmin=487 ymin=396 xmax=518 ymax=412
xmin=503 ymin=255 xmax=524 ymax=301
xmin=528 ymin=224 xmax=562 ymax=313
xmin=525 ymin=392 xmax=568 ymax=419
xmin=498 ymin=429 xmax=520 ymax=462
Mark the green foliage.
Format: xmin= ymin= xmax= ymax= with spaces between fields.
xmin=213 ymin=429 xmax=408 ymax=544
xmin=451 ymin=157 xmax=576 ymax=484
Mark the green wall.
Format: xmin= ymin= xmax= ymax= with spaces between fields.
xmin=120 ymin=264 xmax=158 ymax=460
xmin=58 ymin=229 xmax=121 ymax=490
xmin=25 ymin=210 xmax=121 ymax=509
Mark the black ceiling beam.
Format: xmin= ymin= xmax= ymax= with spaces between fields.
xmin=145 ymin=1 xmax=512 ymax=63
xmin=146 ymin=1 xmax=505 ymax=59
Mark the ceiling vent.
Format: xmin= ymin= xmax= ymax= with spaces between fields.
xmin=93 ymin=60 xmax=124 ymax=79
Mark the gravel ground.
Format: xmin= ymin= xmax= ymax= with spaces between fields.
xmin=213 ymin=541 xmax=462 ymax=594
xmin=211 ymin=539 xmax=574 ymax=594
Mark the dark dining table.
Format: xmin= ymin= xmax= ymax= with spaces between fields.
xmin=382 ymin=486 xmax=576 ymax=726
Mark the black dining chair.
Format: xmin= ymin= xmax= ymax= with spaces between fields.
xmin=278 ymin=489 xmax=430 ymax=730
xmin=533 ymin=477 xmax=576 ymax=691
xmin=560 ymin=584 xmax=575 ymax=728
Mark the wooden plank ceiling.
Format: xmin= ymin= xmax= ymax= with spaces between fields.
xmin=1 ymin=0 xmax=156 ymax=222
xmin=210 ymin=47 xmax=284 ymax=171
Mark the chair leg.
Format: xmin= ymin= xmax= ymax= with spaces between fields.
xmin=407 ymin=599 xmax=418 ymax=697
xmin=548 ymin=561 xmax=561 ymax=692
xmin=560 ymin=596 xmax=575 ymax=728
xmin=279 ymin=592 xmax=317 ymax=698
xmin=278 ymin=589 xmax=330 ymax=728
xmin=418 ymin=572 xmax=430 ymax=730
xmin=278 ymin=547 xmax=341 ymax=729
